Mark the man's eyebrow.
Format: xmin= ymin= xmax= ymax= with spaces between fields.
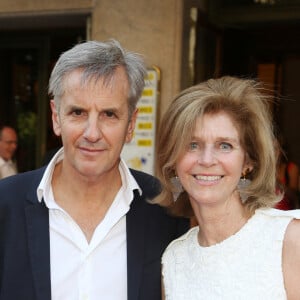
xmin=64 ymin=104 xmax=83 ymax=111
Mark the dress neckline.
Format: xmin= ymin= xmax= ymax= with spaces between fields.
xmin=192 ymin=209 xmax=262 ymax=252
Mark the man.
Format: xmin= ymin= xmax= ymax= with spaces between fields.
xmin=0 ymin=125 xmax=18 ymax=179
xmin=0 ymin=40 xmax=188 ymax=300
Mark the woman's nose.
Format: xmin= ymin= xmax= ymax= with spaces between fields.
xmin=197 ymin=146 xmax=216 ymax=166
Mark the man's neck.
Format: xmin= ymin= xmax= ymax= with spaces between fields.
xmin=51 ymin=161 xmax=123 ymax=242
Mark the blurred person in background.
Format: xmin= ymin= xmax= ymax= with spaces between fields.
xmin=0 ymin=125 xmax=18 ymax=179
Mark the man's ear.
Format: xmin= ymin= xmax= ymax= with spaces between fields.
xmin=50 ymin=100 xmax=61 ymax=137
xmin=126 ymin=108 xmax=138 ymax=143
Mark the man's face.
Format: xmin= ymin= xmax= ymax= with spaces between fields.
xmin=51 ymin=67 xmax=137 ymax=181
xmin=0 ymin=127 xmax=18 ymax=161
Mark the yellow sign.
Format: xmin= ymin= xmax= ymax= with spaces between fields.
xmin=121 ymin=68 xmax=160 ymax=175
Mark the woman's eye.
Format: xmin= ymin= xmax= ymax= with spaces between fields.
xmin=219 ymin=142 xmax=232 ymax=151
xmin=189 ymin=142 xmax=198 ymax=151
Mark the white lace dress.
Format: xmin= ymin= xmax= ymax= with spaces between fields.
xmin=162 ymin=208 xmax=300 ymax=300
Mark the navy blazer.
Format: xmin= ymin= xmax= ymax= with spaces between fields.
xmin=0 ymin=167 xmax=189 ymax=300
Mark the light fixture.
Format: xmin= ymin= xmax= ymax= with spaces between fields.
xmin=254 ymin=0 xmax=276 ymax=4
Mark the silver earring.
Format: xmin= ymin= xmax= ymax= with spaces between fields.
xmin=237 ymin=174 xmax=251 ymax=203
xmin=170 ymin=176 xmax=183 ymax=202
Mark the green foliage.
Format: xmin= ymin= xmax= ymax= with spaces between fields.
xmin=17 ymin=111 xmax=37 ymax=141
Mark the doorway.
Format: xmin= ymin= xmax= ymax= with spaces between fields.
xmin=0 ymin=28 xmax=86 ymax=172
xmin=192 ymin=3 xmax=300 ymax=165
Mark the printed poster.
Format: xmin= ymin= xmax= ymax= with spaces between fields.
xmin=121 ymin=68 xmax=160 ymax=175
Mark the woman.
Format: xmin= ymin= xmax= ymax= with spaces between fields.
xmin=154 ymin=76 xmax=300 ymax=299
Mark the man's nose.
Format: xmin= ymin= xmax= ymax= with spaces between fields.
xmin=83 ymin=117 xmax=103 ymax=142
xmin=7 ymin=141 xmax=18 ymax=147
xmin=11 ymin=142 xmax=18 ymax=150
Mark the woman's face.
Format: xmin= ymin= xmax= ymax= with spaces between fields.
xmin=176 ymin=111 xmax=251 ymax=207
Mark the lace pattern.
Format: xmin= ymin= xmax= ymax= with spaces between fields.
xmin=162 ymin=208 xmax=300 ymax=300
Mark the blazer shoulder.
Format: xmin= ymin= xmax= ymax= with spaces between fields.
xmin=129 ymin=168 xmax=161 ymax=199
xmin=0 ymin=167 xmax=46 ymax=202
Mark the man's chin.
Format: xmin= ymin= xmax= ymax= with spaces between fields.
xmin=78 ymin=168 xmax=101 ymax=178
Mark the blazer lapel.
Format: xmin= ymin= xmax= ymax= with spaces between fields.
xmin=126 ymin=191 xmax=146 ymax=300
xmin=25 ymin=195 xmax=51 ymax=300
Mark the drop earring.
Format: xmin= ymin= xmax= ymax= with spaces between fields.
xmin=170 ymin=176 xmax=183 ymax=202
xmin=237 ymin=170 xmax=251 ymax=203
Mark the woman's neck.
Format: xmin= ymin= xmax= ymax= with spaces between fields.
xmin=193 ymin=198 xmax=251 ymax=247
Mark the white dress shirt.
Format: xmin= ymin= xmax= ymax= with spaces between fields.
xmin=37 ymin=148 xmax=141 ymax=300
xmin=0 ymin=156 xmax=17 ymax=179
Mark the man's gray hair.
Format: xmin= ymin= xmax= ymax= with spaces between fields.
xmin=48 ymin=39 xmax=147 ymax=116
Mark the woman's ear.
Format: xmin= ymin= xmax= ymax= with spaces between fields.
xmin=243 ymin=154 xmax=254 ymax=175
xmin=242 ymin=164 xmax=254 ymax=178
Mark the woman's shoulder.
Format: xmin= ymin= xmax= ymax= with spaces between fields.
xmin=284 ymin=218 xmax=300 ymax=242
xmin=282 ymin=217 xmax=300 ymax=299
xmin=283 ymin=211 xmax=300 ymax=250
xmin=162 ymin=226 xmax=198 ymax=258
xmin=256 ymin=207 xmax=300 ymax=219
xmin=260 ymin=208 xmax=300 ymax=260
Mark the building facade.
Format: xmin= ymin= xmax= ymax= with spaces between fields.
xmin=1 ymin=0 xmax=300 ymax=171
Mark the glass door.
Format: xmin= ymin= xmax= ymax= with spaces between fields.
xmin=0 ymin=37 xmax=49 ymax=172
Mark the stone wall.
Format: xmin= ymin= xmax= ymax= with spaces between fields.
xmin=92 ymin=0 xmax=184 ymax=119
xmin=0 ymin=0 xmax=188 ymax=122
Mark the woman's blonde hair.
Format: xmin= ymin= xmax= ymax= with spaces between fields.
xmin=154 ymin=76 xmax=280 ymax=217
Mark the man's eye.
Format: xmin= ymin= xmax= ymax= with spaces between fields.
xmin=105 ymin=111 xmax=116 ymax=118
xmin=72 ymin=109 xmax=82 ymax=116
